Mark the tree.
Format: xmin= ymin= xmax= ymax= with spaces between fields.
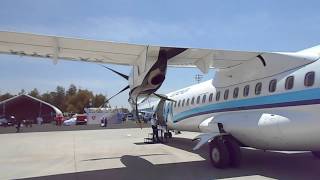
xmin=93 ymin=94 xmax=106 ymax=107
xmin=0 ymin=93 xmax=14 ymax=102
xmin=67 ymin=84 xmax=77 ymax=96
xmin=28 ymin=88 xmax=40 ymax=99
xmin=55 ymin=86 xmax=66 ymax=112
xmin=18 ymin=89 xmax=26 ymax=95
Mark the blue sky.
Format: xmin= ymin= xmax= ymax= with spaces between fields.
xmin=0 ymin=0 xmax=320 ymax=108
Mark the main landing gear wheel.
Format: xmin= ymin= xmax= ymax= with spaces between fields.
xmin=312 ymin=151 xmax=320 ymax=159
xmin=225 ymin=136 xmax=242 ymax=167
xmin=209 ymin=136 xmax=242 ymax=169
xmin=209 ymin=138 xmax=230 ymax=168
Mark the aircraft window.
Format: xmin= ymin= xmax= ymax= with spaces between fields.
xmin=209 ymin=93 xmax=213 ymax=102
xmin=285 ymin=76 xmax=294 ymax=90
xmin=186 ymin=98 xmax=190 ymax=106
xmin=216 ymin=91 xmax=221 ymax=101
xmin=182 ymin=99 xmax=185 ymax=107
xmin=255 ymin=82 xmax=262 ymax=95
xmin=178 ymin=100 xmax=181 ymax=107
xmin=305 ymin=71 xmax=315 ymax=87
xmin=243 ymin=85 xmax=250 ymax=97
xmin=197 ymin=96 xmax=201 ymax=104
xmin=233 ymin=87 xmax=239 ymax=99
xmin=202 ymin=95 xmax=207 ymax=103
xmin=269 ymin=79 xmax=277 ymax=93
xmin=191 ymin=97 xmax=195 ymax=105
xmin=224 ymin=89 xmax=229 ymax=100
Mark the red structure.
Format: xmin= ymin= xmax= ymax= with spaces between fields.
xmin=0 ymin=94 xmax=62 ymax=123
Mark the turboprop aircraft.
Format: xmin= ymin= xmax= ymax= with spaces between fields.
xmin=0 ymin=31 xmax=320 ymax=168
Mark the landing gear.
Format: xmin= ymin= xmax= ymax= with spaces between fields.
xmin=312 ymin=151 xmax=320 ymax=159
xmin=209 ymin=136 xmax=241 ymax=168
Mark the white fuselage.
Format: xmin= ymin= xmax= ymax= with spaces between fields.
xmin=163 ymin=60 xmax=320 ymax=151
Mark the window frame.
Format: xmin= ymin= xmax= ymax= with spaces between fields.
xmin=233 ymin=87 xmax=239 ymax=99
xmin=216 ymin=91 xmax=221 ymax=101
xmin=285 ymin=76 xmax=294 ymax=90
xmin=202 ymin=94 xmax=207 ymax=103
xmin=304 ymin=71 xmax=315 ymax=87
xmin=269 ymin=79 xmax=277 ymax=93
xmin=224 ymin=89 xmax=229 ymax=100
xmin=243 ymin=85 xmax=250 ymax=97
xmin=255 ymin=82 xmax=262 ymax=95
xmin=209 ymin=93 xmax=213 ymax=102
xmin=196 ymin=96 xmax=201 ymax=104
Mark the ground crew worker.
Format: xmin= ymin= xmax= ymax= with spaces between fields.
xmin=151 ymin=114 xmax=160 ymax=143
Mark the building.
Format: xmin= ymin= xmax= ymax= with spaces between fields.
xmin=0 ymin=94 xmax=62 ymax=123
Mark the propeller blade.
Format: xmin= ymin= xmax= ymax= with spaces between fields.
xmin=100 ymin=65 xmax=129 ymax=80
xmin=100 ymin=85 xmax=130 ymax=107
xmin=153 ymin=93 xmax=176 ymax=102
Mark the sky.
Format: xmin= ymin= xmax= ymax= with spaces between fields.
xmin=0 ymin=0 xmax=320 ymax=109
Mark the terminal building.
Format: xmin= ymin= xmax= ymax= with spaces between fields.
xmin=0 ymin=94 xmax=62 ymax=123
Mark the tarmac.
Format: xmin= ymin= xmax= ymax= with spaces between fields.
xmin=0 ymin=125 xmax=320 ymax=180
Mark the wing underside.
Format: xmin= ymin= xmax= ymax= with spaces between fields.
xmin=0 ymin=31 xmax=316 ymax=74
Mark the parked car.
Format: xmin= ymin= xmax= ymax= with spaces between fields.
xmin=0 ymin=116 xmax=13 ymax=127
xmin=63 ymin=117 xmax=77 ymax=126
xmin=126 ymin=113 xmax=134 ymax=121
xmin=76 ymin=114 xmax=87 ymax=125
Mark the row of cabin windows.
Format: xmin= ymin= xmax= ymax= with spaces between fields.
xmin=174 ymin=71 xmax=315 ymax=108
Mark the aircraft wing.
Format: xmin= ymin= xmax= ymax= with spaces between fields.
xmin=0 ymin=31 xmax=316 ymax=73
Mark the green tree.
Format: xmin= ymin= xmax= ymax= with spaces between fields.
xmin=55 ymin=86 xmax=66 ymax=112
xmin=93 ymin=94 xmax=106 ymax=107
xmin=0 ymin=93 xmax=14 ymax=101
xmin=66 ymin=84 xmax=77 ymax=96
xmin=28 ymin=88 xmax=40 ymax=99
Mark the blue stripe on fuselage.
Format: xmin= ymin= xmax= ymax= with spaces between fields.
xmin=173 ymin=88 xmax=320 ymax=123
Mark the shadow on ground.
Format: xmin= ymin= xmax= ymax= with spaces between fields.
xmin=20 ymin=137 xmax=320 ymax=180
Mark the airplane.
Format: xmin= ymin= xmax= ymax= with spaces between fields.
xmin=0 ymin=31 xmax=320 ymax=168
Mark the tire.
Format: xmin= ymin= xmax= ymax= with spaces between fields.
xmin=312 ymin=151 xmax=320 ymax=159
xmin=225 ymin=136 xmax=242 ymax=167
xmin=209 ymin=138 xmax=230 ymax=168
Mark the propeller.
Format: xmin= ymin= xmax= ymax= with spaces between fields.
xmin=100 ymin=85 xmax=130 ymax=107
xmin=152 ymin=93 xmax=176 ymax=102
xmin=99 ymin=65 xmax=143 ymax=128
xmin=100 ymin=64 xmax=129 ymax=80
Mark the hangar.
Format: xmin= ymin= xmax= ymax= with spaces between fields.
xmin=0 ymin=94 xmax=62 ymax=123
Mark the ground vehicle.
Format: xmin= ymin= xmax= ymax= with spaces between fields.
xmin=63 ymin=117 xmax=76 ymax=126
xmin=126 ymin=113 xmax=134 ymax=121
xmin=76 ymin=114 xmax=87 ymax=125
xmin=0 ymin=116 xmax=14 ymax=127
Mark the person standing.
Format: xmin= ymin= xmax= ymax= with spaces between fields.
xmin=12 ymin=116 xmax=21 ymax=133
xmin=151 ymin=114 xmax=159 ymax=143
xmin=104 ymin=116 xmax=108 ymax=128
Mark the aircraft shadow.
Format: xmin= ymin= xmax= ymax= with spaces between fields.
xmin=20 ymin=137 xmax=320 ymax=180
